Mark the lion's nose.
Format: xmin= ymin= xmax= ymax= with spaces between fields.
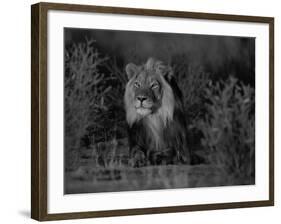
xmin=137 ymin=96 xmax=147 ymax=103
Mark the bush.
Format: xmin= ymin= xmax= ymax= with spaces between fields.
xmin=172 ymin=55 xmax=210 ymax=122
xmin=198 ymin=77 xmax=255 ymax=183
xmin=64 ymin=39 xmax=128 ymax=169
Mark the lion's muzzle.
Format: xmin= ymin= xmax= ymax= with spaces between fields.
xmin=135 ymin=95 xmax=153 ymax=116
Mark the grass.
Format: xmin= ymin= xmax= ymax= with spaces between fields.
xmin=65 ymin=147 xmax=250 ymax=194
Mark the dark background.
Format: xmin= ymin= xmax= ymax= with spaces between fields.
xmin=65 ymin=28 xmax=255 ymax=85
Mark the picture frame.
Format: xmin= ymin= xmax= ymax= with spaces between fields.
xmin=31 ymin=2 xmax=274 ymax=221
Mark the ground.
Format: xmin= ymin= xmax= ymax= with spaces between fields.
xmin=64 ymin=143 xmax=253 ymax=194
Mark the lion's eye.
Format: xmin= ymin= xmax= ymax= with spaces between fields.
xmin=151 ymin=83 xmax=159 ymax=89
xmin=134 ymin=81 xmax=140 ymax=88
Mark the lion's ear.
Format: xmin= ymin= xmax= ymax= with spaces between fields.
xmin=125 ymin=63 xmax=138 ymax=80
xmin=164 ymin=66 xmax=174 ymax=81
xmin=156 ymin=63 xmax=174 ymax=81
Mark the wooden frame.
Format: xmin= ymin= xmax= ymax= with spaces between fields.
xmin=31 ymin=2 xmax=274 ymax=221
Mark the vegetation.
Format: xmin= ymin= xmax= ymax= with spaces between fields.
xmin=198 ymin=77 xmax=255 ymax=184
xmin=64 ymin=39 xmax=255 ymax=193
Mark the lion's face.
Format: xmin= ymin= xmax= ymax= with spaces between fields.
xmin=131 ymin=70 xmax=162 ymax=116
xmin=124 ymin=58 xmax=175 ymax=126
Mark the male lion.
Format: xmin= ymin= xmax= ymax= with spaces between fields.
xmin=124 ymin=58 xmax=190 ymax=166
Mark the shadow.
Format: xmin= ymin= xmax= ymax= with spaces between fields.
xmin=18 ymin=210 xmax=30 ymax=218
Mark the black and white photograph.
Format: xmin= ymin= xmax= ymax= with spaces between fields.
xmin=64 ymin=28 xmax=255 ymax=194
xmin=29 ymin=2 xmax=275 ymax=221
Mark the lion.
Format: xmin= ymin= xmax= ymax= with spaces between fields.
xmin=124 ymin=58 xmax=190 ymax=167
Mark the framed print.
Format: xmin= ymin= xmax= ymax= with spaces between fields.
xmin=31 ymin=2 xmax=274 ymax=221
